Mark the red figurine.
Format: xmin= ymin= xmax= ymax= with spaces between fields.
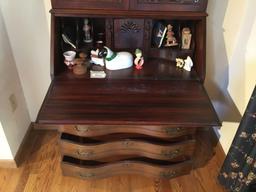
xmin=134 ymin=49 xmax=144 ymax=70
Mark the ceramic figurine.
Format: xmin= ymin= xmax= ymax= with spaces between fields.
xmin=176 ymin=56 xmax=193 ymax=71
xmin=183 ymin=56 xmax=193 ymax=71
xmin=176 ymin=58 xmax=185 ymax=68
xmin=98 ymin=46 xmax=133 ymax=70
xmin=165 ymin=24 xmax=178 ymax=47
xmin=90 ymin=49 xmax=104 ymax=66
xmin=182 ymin=28 xmax=192 ymax=49
xmin=63 ymin=51 xmax=76 ymax=69
xmin=134 ymin=49 xmax=144 ymax=70
xmin=83 ymin=18 xmax=93 ymax=43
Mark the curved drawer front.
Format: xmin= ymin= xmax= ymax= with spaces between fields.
xmin=61 ymin=158 xmax=192 ymax=180
xmin=59 ymin=125 xmax=196 ymax=138
xmin=60 ymin=138 xmax=195 ymax=161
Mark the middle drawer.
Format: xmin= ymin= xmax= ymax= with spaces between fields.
xmin=59 ymin=133 xmax=196 ymax=161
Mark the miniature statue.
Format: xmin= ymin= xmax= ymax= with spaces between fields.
xmin=98 ymin=46 xmax=133 ymax=70
xmin=90 ymin=49 xmax=104 ymax=66
xmin=83 ymin=18 xmax=93 ymax=43
xmin=165 ymin=24 xmax=178 ymax=47
xmin=182 ymin=28 xmax=192 ymax=49
xmin=183 ymin=56 xmax=193 ymax=71
xmin=134 ymin=49 xmax=144 ymax=70
xmin=176 ymin=56 xmax=193 ymax=71
xmin=176 ymin=58 xmax=185 ymax=68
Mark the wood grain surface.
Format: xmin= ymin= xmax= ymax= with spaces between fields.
xmin=0 ymin=130 xmax=227 ymax=192
xmin=62 ymin=157 xmax=192 ymax=180
xmin=59 ymin=124 xmax=197 ymax=138
xmin=37 ymin=79 xmax=220 ymax=127
xmin=60 ymin=134 xmax=195 ymax=160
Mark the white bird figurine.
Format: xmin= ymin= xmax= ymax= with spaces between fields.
xmin=98 ymin=46 xmax=133 ymax=70
xmin=183 ymin=56 xmax=193 ymax=71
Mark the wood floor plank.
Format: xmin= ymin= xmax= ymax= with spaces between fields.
xmin=0 ymin=130 xmax=227 ymax=192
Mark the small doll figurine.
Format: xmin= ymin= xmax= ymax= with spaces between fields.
xmin=176 ymin=58 xmax=185 ymax=68
xmin=90 ymin=49 xmax=104 ymax=66
xmin=176 ymin=56 xmax=193 ymax=71
xmin=134 ymin=49 xmax=144 ymax=70
xmin=182 ymin=28 xmax=192 ymax=49
xmin=165 ymin=24 xmax=178 ymax=47
xmin=183 ymin=56 xmax=193 ymax=71
xmin=83 ymin=18 xmax=93 ymax=43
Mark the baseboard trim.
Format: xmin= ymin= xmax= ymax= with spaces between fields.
xmin=0 ymin=159 xmax=17 ymax=169
xmin=13 ymin=123 xmax=34 ymax=167
xmin=210 ymin=127 xmax=226 ymax=163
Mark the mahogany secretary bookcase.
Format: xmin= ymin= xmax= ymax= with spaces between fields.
xmin=36 ymin=0 xmax=221 ymax=190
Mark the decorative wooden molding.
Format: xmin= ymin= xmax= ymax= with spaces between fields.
xmin=120 ymin=21 xmax=141 ymax=33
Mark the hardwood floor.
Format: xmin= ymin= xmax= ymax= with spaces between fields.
xmin=0 ymin=130 xmax=227 ymax=192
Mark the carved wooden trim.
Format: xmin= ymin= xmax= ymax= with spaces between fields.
xmin=120 ymin=21 xmax=141 ymax=33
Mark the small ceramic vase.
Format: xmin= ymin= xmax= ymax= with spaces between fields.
xmin=63 ymin=51 xmax=76 ymax=69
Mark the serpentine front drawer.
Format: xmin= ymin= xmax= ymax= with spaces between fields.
xmin=59 ymin=125 xmax=197 ymax=139
xmin=61 ymin=156 xmax=192 ymax=180
xmin=60 ymin=133 xmax=196 ymax=161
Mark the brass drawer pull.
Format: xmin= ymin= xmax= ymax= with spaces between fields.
xmin=75 ymin=125 xmax=90 ymax=132
xmin=165 ymin=127 xmax=182 ymax=135
xmin=76 ymin=150 xmax=94 ymax=157
xmin=161 ymin=149 xmax=181 ymax=159
xmin=160 ymin=171 xmax=176 ymax=179
xmin=79 ymin=172 xmax=95 ymax=179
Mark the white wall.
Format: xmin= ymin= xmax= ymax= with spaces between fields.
xmin=0 ymin=0 xmax=51 ymax=122
xmin=206 ymin=0 xmax=256 ymax=153
xmin=0 ymin=9 xmax=30 ymax=159
xmin=0 ymin=122 xmax=13 ymax=159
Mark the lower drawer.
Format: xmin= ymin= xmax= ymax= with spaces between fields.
xmin=61 ymin=156 xmax=192 ymax=180
xmin=60 ymin=133 xmax=196 ymax=161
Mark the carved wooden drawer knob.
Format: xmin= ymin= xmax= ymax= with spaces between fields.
xmin=75 ymin=125 xmax=90 ymax=132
